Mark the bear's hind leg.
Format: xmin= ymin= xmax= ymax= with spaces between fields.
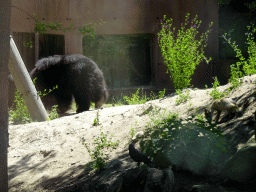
xmin=72 ymin=91 xmax=90 ymax=113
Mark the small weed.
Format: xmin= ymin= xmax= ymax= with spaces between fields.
xmin=197 ymin=114 xmax=204 ymax=121
xmin=195 ymin=109 xmax=204 ymax=121
xmin=83 ymin=127 xmax=120 ymax=170
xmin=130 ymin=127 xmax=136 ymax=138
xmin=130 ymin=121 xmax=138 ymax=138
xmin=150 ymin=91 xmax=156 ymax=100
xmin=9 ymin=90 xmax=32 ymax=124
xmin=158 ymin=88 xmax=166 ymax=99
xmin=122 ymin=88 xmax=166 ymax=106
xmin=93 ymin=110 xmax=100 ymax=126
xmin=47 ymin=105 xmax=59 ymax=120
xmin=189 ymin=102 xmax=192 ymax=108
xmin=208 ymin=77 xmax=230 ymax=100
xmin=175 ymin=89 xmax=190 ymax=104
xmin=123 ymin=88 xmax=147 ymax=105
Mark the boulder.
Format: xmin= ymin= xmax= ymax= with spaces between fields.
xmin=223 ymin=143 xmax=256 ymax=183
xmin=109 ymin=167 xmax=175 ymax=192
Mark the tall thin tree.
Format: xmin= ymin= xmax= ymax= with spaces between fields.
xmin=0 ymin=0 xmax=11 ymax=191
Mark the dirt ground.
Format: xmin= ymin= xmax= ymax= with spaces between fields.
xmin=8 ymin=74 xmax=256 ymax=191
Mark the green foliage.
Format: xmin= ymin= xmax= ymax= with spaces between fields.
xmin=149 ymin=91 xmax=156 ymax=100
xmin=196 ymin=114 xmax=204 ymax=121
xmin=47 ymin=105 xmax=59 ymax=120
xmin=158 ymin=13 xmax=213 ymax=89
xmin=23 ymin=40 xmax=33 ymax=48
xmin=223 ymin=24 xmax=256 ymax=88
xmin=93 ymin=110 xmax=100 ymax=126
xmin=33 ymin=13 xmax=104 ymax=36
xmin=175 ymin=89 xmax=190 ymax=104
xmin=130 ymin=121 xmax=138 ymax=138
xmin=158 ymin=88 xmax=166 ymax=99
xmin=33 ymin=13 xmax=72 ymax=34
xmin=12 ymin=6 xmax=104 ymax=48
xmin=130 ymin=127 xmax=136 ymax=138
xmin=208 ymin=76 xmax=230 ymax=100
xmin=9 ymin=90 xmax=32 ymax=124
xmin=149 ymin=89 xmax=166 ymax=100
xmin=83 ymin=127 xmax=120 ymax=170
xmin=123 ymin=88 xmax=166 ymax=105
xmin=195 ymin=108 xmax=204 ymax=121
xmin=108 ymin=89 xmax=165 ymax=107
xmin=123 ymin=88 xmax=146 ymax=105
xmin=9 ymin=77 xmax=59 ymax=123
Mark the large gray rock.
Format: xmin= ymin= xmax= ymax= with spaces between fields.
xmin=167 ymin=124 xmax=229 ymax=176
xmin=224 ymin=143 xmax=256 ymax=183
xmin=56 ymin=160 xmax=174 ymax=192
xmin=109 ymin=167 xmax=175 ymax=192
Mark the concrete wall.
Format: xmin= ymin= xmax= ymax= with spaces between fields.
xmin=10 ymin=0 xmax=219 ymax=91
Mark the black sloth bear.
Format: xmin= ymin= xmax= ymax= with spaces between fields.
xmin=10 ymin=54 xmax=108 ymax=113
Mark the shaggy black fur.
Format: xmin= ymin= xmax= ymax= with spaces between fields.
xmin=9 ymin=54 xmax=108 ymax=113
xmin=30 ymin=54 xmax=108 ymax=113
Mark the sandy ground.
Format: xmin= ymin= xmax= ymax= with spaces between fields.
xmin=8 ymin=74 xmax=256 ymax=191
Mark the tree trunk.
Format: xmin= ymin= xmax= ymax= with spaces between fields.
xmin=0 ymin=1 xmax=11 ymax=191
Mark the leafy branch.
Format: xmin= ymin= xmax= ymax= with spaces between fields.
xmin=11 ymin=5 xmax=104 ymax=37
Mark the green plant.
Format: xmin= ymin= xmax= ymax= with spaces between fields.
xmin=149 ymin=91 xmax=156 ymax=100
xmin=175 ymin=89 xmax=190 ymax=104
xmin=23 ymin=40 xmax=33 ymax=48
xmin=130 ymin=127 xmax=136 ymax=138
xmin=149 ymin=89 xmax=166 ymax=101
xmin=223 ymin=24 xmax=256 ymax=88
xmin=9 ymin=77 xmax=59 ymax=123
xmin=158 ymin=13 xmax=213 ymax=89
xmin=9 ymin=90 xmax=32 ymax=124
xmin=30 ymin=77 xmax=58 ymax=99
xmin=93 ymin=110 xmax=100 ymax=126
xmin=83 ymin=128 xmax=120 ymax=170
xmin=12 ymin=6 xmax=104 ymax=37
xmin=229 ymin=63 xmax=244 ymax=89
xmin=158 ymin=88 xmax=166 ymax=99
xmin=114 ymin=88 xmax=166 ymax=106
xmin=208 ymin=76 xmax=230 ymax=100
xmin=195 ymin=108 xmax=204 ymax=121
xmin=130 ymin=121 xmax=138 ymax=138
xmin=47 ymin=105 xmax=59 ymax=120
xmin=123 ymin=88 xmax=147 ymax=105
